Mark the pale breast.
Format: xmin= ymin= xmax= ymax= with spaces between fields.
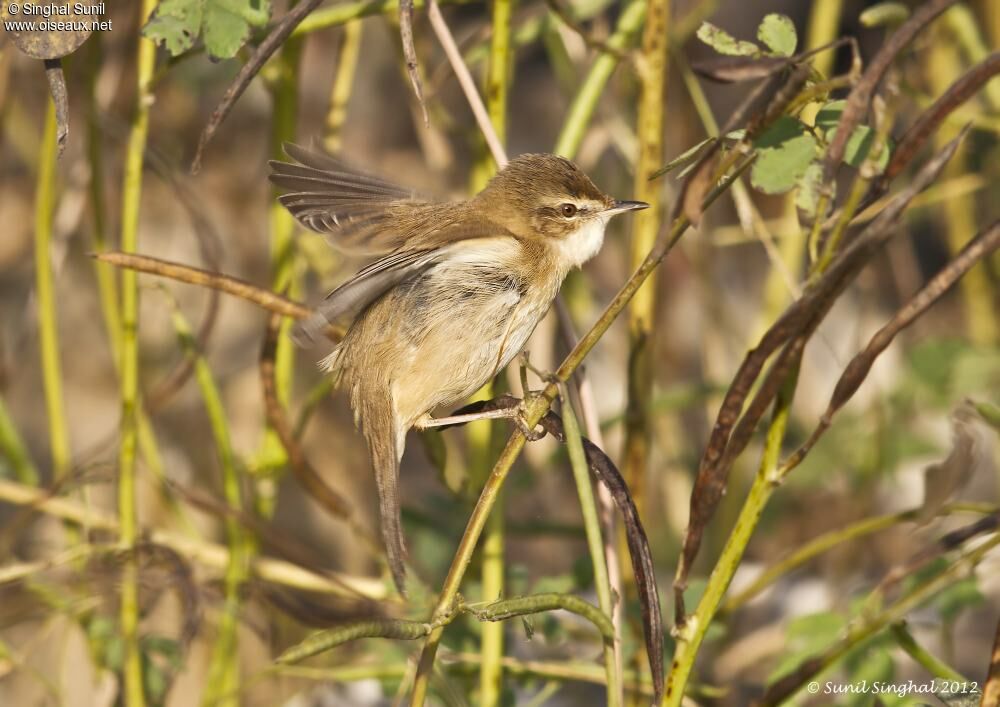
xmin=336 ymin=236 xmax=573 ymax=428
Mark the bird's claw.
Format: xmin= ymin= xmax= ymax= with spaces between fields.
xmin=515 ymin=397 xmax=547 ymax=441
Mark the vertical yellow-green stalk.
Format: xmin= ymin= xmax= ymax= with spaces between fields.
xmin=926 ymin=24 xmax=997 ymax=345
xmin=621 ymin=0 xmax=669 ymax=516
xmin=119 ymin=3 xmax=158 ymax=705
xmin=562 ymin=392 xmax=621 ymax=707
xmin=984 ymin=0 xmax=1000 ymax=61
xmin=622 ymin=0 xmax=668 ymax=700
xmin=475 ymin=0 xmax=513 ymax=701
xmin=86 ymin=40 xmax=167 ymax=506
xmin=168 ymin=306 xmax=251 ymax=707
xmin=804 ymin=0 xmax=843 ymax=78
xmin=323 ymin=20 xmax=362 ymax=153
xmin=256 ymin=35 xmax=304 ymax=514
xmin=34 ymin=101 xmax=70 ymax=481
xmin=663 ymin=365 xmax=798 ymax=706
xmin=553 ymin=0 xmax=646 ymax=158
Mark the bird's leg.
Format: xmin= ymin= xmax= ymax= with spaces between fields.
xmin=414 ymin=406 xmax=521 ymax=429
xmin=518 ymin=350 xmax=562 ymax=388
xmin=513 ymin=351 xmax=561 ymax=441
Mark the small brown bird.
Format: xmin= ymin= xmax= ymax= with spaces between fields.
xmin=270 ymin=144 xmax=647 ymax=592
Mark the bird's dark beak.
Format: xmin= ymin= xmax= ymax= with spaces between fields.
xmin=607 ymin=199 xmax=649 ymax=215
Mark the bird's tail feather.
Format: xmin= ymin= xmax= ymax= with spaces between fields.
xmin=362 ymin=392 xmax=408 ymax=595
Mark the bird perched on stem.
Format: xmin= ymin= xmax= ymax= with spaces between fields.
xmin=270 ymin=144 xmax=647 ymax=593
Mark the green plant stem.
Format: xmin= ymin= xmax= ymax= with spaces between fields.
xmin=118 ymin=2 xmax=158 ymax=704
xmin=0 ymin=395 xmax=38 ymax=484
xmin=622 ymin=0 xmax=669 ymax=536
xmin=323 ymin=20 xmax=362 ymax=152
xmin=255 ymin=34 xmax=303 ymax=510
xmin=561 ymin=390 xmax=620 ymax=707
xmin=663 ymin=360 xmax=799 ymax=707
xmin=721 ymin=502 xmax=996 ymax=614
xmin=34 ymin=101 xmax=70 ymax=482
xmin=85 ymin=39 xmax=168 ymax=522
xmin=927 ymin=32 xmax=998 ymax=345
xmin=804 ymin=0 xmax=844 ymax=78
xmin=553 ymin=0 xmax=646 ymax=157
xmin=168 ymin=306 xmax=252 ymax=707
xmin=624 ymin=6 xmax=669 ymax=699
xmin=476 ymin=0 xmax=513 ymax=701
xmin=890 ymin=622 xmax=967 ymax=682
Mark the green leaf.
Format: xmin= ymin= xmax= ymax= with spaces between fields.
xmin=973 ymin=400 xmax=1000 ymax=430
xmin=696 ymin=22 xmax=761 ymax=57
xmin=203 ymin=1 xmax=251 ymax=59
xmin=935 ymin=575 xmax=984 ymax=624
xmin=769 ymin=611 xmax=846 ymax=683
xmin=815 ymin=99 xmax=846 ymax=131
xmin=751 ymin=116 xmax=818 ymax=194
xmin=757 ymin=13 xmax=797 ymax=57
xmin=795 ymin=162 xmax=825 ymax=216
xmin=826 ymin=125 xmax=891 ymax=171
xmin=143 ymin=0 xmax=202 ymax=56
xmin=143 ymin=0 xmax=270 ymax=59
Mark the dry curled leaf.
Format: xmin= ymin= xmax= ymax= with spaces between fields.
xmin=920 ymin=402 xmax=988 ymax=522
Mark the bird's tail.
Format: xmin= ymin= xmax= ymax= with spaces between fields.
xmin=361 ymin=391 xmax=408 ymax=595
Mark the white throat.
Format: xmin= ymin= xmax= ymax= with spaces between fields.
xmin=554 ymin=215 xmax=610 ymax=268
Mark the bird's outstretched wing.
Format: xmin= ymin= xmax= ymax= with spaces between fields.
xmin=268 ymin=142 xmax=431 ymax=255
xmin=272 ymin=143 xmax=518 ymax=342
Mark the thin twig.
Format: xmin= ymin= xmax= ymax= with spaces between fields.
xmin=191 ymin=0 xmax=324 ymax=173
xmin=91 ymin=251 xmax=345 ymax=340
xmin=399 ymin=0 xmax=430 ymax=126
xmin=426 ymin=0 xmax=508 ymax=167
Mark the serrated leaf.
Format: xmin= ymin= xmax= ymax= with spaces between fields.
xmin=143 ymin=0 xmax=202 ymax=56
xmin=143 ymin=0 xmax=269 ymax=59
xmin=203 ymin=2 xmax=251 ymax=59
xmin=757 ymin=13 xmax=797 ymax=57
xmin=751 ymin=116 xmax=818 ymax=194
xmin=696 ymin=22 xmax=760 ymax=57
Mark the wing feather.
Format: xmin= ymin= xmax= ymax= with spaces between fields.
xmin=273 ymin=144 xmax=521 ymax=345
xmin=269 ymin=143 xmax=430 ymax=254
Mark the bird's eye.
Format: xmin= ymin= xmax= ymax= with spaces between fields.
xmin=560 ymin=203 xmax=578 ymax=217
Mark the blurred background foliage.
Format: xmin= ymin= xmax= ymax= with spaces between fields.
xmin=0 ymin=0 xmax=999 ymax=705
